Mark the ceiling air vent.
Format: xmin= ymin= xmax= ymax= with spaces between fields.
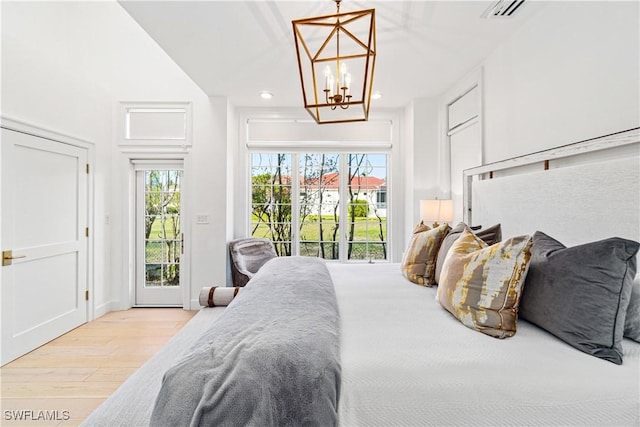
xmin=481 ymin=0 xmax=525 ymax=18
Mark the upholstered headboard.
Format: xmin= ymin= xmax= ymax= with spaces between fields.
xmin=464 ymin=128 xmax=639 ymax=246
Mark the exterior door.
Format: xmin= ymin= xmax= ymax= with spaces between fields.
xmin=135 ymin=165 xmax=183 ymax=306
xmin=1 ymin=127 xmax=88 ymax=365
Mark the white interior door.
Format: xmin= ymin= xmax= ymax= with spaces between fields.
xmin=135 ymin=164 xmax=183 ymax=306
xmin=1 ymin=128 xmax=88 ymax=365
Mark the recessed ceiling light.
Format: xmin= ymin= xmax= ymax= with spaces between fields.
xmin=259 ymin=91 xmax=274 ymax=100
xmin=371 ymin=91 xmax=382 ymax=100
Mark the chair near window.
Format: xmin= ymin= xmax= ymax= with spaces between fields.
xmin=229 ymin=238 xmax=278 ymax=287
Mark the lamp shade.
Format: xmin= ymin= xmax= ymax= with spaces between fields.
xmin=420 ymin=199 xmax=454 ymax=224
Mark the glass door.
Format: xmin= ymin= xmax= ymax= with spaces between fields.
xmin=135 ymin=165 xmax=183 ymax=306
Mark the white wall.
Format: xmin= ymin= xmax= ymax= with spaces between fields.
xmin=2 ymin=1 xmax=114 ymax=317
xmin=409 ymin=1 xmax=640 ymax=234
xmin=482 ymin=1 xmax=640 ymax=163
xmin=1 ymin=1 xmax=227 ymax=313
xmin=186 ymin=96 xmax=228 ymax=304
xmin=406 ymin=98 xmax=440 ymax=237
xmin=225 ymin=103 xmax=238 ymax=284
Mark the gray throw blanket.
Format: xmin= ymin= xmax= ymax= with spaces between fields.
xmin=150 ymin=256 xmax=341 ymax=427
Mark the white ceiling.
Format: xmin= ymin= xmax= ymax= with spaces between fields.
xmin=119 ymin=0 xmax=545 ymax=109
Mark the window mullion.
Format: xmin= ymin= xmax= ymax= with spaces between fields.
xmin=291 ymin=153 xmax=300 ymax=256
xmin=339 ymin=154 xmax=349 ymax=262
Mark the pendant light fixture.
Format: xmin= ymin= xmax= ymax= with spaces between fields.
xmin=292 ymin=0 xmax=376 ymax=124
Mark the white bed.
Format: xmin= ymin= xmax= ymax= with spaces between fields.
xmin=83 ymin=129 xmax=640 ymax=426
xmin=82 ymin=261 xmax=640 ymax=426
xmin=332 ymin=262 xmax=640 ymax=426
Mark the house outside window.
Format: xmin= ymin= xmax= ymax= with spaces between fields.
xmin=376 ymin=186 xmax=387 ymax=210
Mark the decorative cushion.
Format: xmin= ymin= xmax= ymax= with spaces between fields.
xmin=437 ymin=228 xmax=532 ymax=339
xmin=624 ymin=275 xmax=640 ymax=342
xmin=229 ymin=238 xmax=278 ymax=287
xmin=435 ymin=222 xmax=502 ymax=285
xmin=198 ymin=286 xmax=241 ymax=307
xmin=401 ymin=222 xmax=451 ymax=286
xmin=519 ymin=232 xmax=639 ymax=365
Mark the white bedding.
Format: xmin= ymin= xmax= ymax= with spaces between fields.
xmin=330 ymin=262 xmax=640 ymax=427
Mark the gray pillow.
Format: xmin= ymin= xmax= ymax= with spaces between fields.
xmin=520 ymin=231 xmax=639 ymax=365
xmin=434 ymin=222 xmax=502 ymax=285
xmin=624 ymin=274 xmax=640 ymax=342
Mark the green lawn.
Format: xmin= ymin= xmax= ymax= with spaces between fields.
xmin=146 ymin=215 xmax=180 ymax=239
xmin=252 ymin=215 xmax=388 ymax=259
xmin=251 ymin=215 xmax=386 ymax=242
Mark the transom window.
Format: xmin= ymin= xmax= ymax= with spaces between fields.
xmin=250 ymin=152 xmax=389 ymax=262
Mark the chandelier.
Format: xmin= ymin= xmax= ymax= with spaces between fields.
xmin=292 ymin=0 xmax=376 ymax=124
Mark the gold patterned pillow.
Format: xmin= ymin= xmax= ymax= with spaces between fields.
xmin=436 ymin=228 xmax=532 ymax=338
xmin=401 ymin=222 xmax=451 ymax=286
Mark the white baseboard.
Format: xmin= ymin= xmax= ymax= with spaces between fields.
xmin=94 ymin=299 xmax=200 ymax=317
xmin=93 ymin=300 xmax=120 ymax=319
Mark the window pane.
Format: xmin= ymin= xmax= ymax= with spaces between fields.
xmin=145 ymin=264 xmax=162 ymax=286
xmin=367 ymin=243 xmax=388 ymax=260
xmin=299 ymin=241 xmax=319 ymax=257
xmin=163 ymin=263 xmax=180 ymax=286
xmin=251 ymin=154 xmax=292 ymax=257
xmin=299 ymin=153 xmax=340 ymax=259
xmin=272 ymin=240 xmax=292 ymax=257
xmin=127 ymin=108 xmax=187 ymax=140
xmin=348 ymin=243 xmax=368 ymax=260
xmin=320 ymin=222 xmax=339 ymax=241
xmin=346 ymin=153 xmax=387 ymax=261
xmin=320 ymin=242 xmax=340 ymax=260
xmin=146 ymin=240 xmax=163 ymax=262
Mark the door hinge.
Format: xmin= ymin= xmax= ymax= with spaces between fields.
xmin=85 ymin=227 xmax=89 ymax=237
xmin=86 ymin=163 xmax=90 ymax=174
xmin=85 ymin=290 xmax=89 ymax=301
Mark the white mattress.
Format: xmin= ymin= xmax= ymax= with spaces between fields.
xmin=329 ymin=262 xmax=640 ymax=427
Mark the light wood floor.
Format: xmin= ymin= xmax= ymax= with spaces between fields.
xmin=0 ymin=308 xmax=197 ymax=427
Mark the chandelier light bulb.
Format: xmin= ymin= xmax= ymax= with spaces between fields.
xmin=324 ymin=65 xmax=332 ymax=90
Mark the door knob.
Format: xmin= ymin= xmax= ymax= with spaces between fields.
xmin=2 ymin=250 xmax=26 ymax=266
